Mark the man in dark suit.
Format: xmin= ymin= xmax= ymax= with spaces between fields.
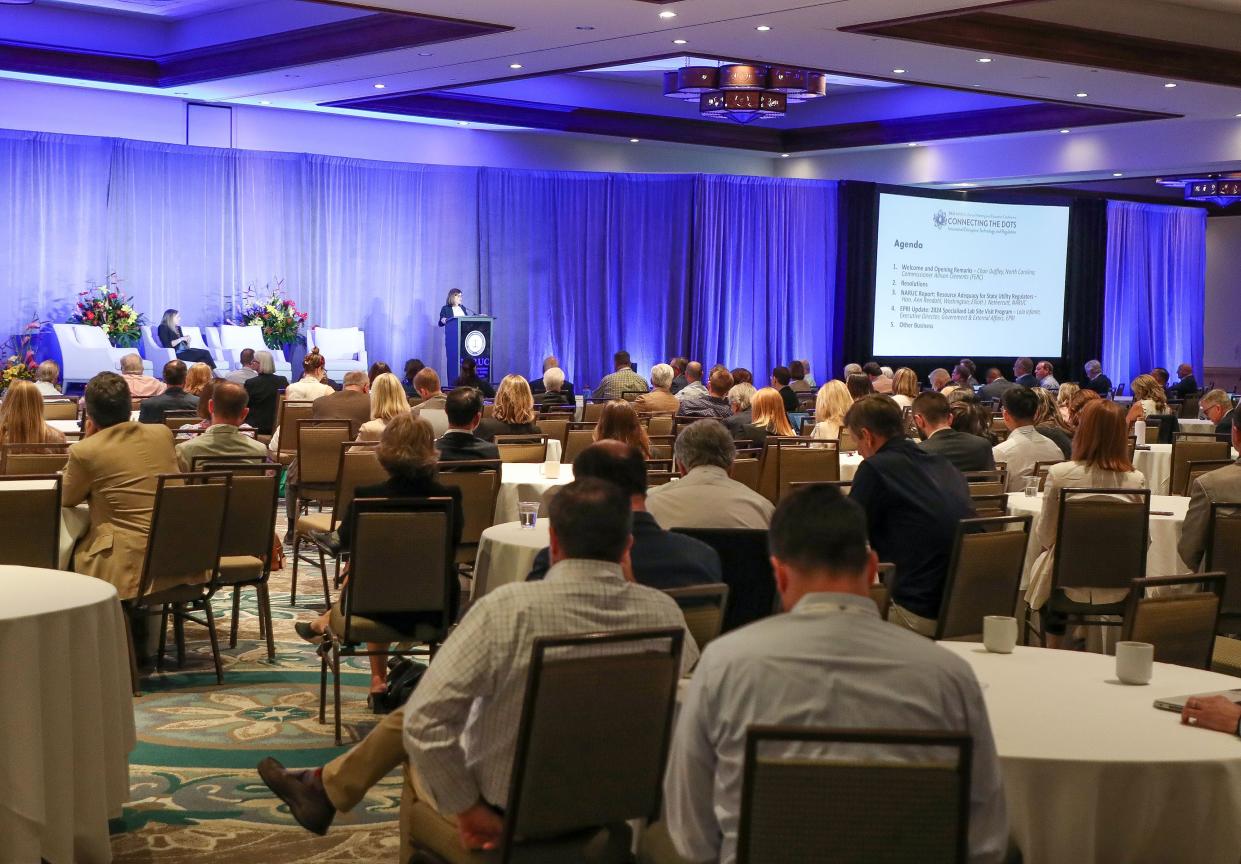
xmin=526 ymin=441 xmax=722 ymax=588
xmin=138 ymin=359 xmax=198 ymax=424
xmin=1201 ymin=389 xmax=1236 ymax=436
xmin=771 ymin=366 xmax=798 ymax=414
xmin=242 ymin=351 xmax=288 ymax=436
xmin=312 ymin=370 xmax=370 ymax=436
xmin=528 ymin=356 xmax=575 ymax=402
xmin=1082 ymin=359 xmax=1113 ymax=396
xmin=669 ymin=357 xmax=689 ymax=395
xmin=1012 ymin=357 xmax=1038 ymax=389
xmin=435 ymin=387 xmax=500 ymax=463
xmin=1172 ymin=363 xmax=1200 ymax=400
xmin=977 ymin=368 xmax=1016 ymax=403
xmin=912 ymin=392 xmax=995 ymax=473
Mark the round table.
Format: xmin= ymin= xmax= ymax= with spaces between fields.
xmin=1133 ymin=444 xmax=1173 ymax=495
xmin=942 ymin=642 xmax=1241 ymax=864
xmin=494 ymin=463 xmax=576 ymax=524
xmin=840 ymin=452 xmax=862 ymax=482
xmin=0 ymin=567 xmax=135 ymax=863
xmin=472 ymin=520 xmax=550 ymax=599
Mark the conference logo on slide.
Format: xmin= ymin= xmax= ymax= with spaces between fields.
xmin=464 ymin=329 xmax=487 ymax=357
xmin=933 ymin=209 xmax=948 ymax=229
xmin=930 ymin=207 xmax=1017 ymax=235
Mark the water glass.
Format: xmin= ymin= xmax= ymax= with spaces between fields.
xmin=518 ymin=501 xmax=539 ymax=529
xmin=1023 ymin=477 xmax=1041 ymax=497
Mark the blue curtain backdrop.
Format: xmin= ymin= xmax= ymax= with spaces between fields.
xmin=1102 ymin=200 xmax=1206 ymax=390
xmin=0 ymin=128 xmax=838 ymax=387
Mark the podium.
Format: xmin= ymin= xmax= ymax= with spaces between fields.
xmin=445 ymin=316 xmax=494 ymax=383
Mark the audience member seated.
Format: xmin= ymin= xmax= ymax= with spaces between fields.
xmin=809 ymin=379 xmax=851 ymax=440
xmin=729 ymin=367 xmax=753 ymax=386
xmin=435 ymin=387 xmax=500 ymax=463
xmin=1082 ymin=359 xmax=1113 ymax=396
xmin=138 ymin=360 xmax=199 ymax=424
xmin=1126 ymin=374 xmax=1169 ymax=429
xmin=1026 ymin=400 xmax=1146 ymax=648
xmin=950 ymin=364 xmax=974 ymax=391
xmin=1032 ymin=387 xmax=1073 ymax=457
xmin=889 ymin=367 xmax=919 ymax=409
xmin=312 ymin=370 xmax=371 ymax=435
xmin=667 ymin=356 xmax=689 ymax=393
xmin=770 ymin=366 xmax=798 ymax=413
xmin=453 ymin=357 xmax=494 ymax=398
xmin=528 ymin=355 xmax=575 ymax=402
xmin=594 ymin=400 xmax=651 ymax=457
xmin=634 ymin=363 xmax=679 ymax=414
xmin=157 ymin=308 xmax=216 ymax=368
xmin=294 ymin=414 xmax=463 ymax=700
xmin=1066 ymin=388 xmax=1102 ymax=432
xmin=176 ymin=378 xmax=216 ymax=434
xmin=928 ymin=367 xmax=951 ymax=393
xmin=1200 ymin=389 xmax=1236 ymax=436
xmin=1179 ymin=409 xmax=1241 ymax=571
xmin=33 ymin=360 xmax=64 ymax=398
xmin=787 ymin=360 xmax=812 ymax=393
xmin=120 ymin=352 xmax=166 ymax=398
xmin=678 ymin=367 xmax=733 ymax=420
xmin=591 ymin=350 xmax=648 ymax=402
xmin=913 ymin=391 xmax=995 ymax=472
xmin=366 ymin=362 xmax=391 ymax=385
xmin=63 ymin=371 xmax=179 ymax=599
xmin=1151 ymin=367 xmax=1170 ymax=390
xmin=1056 ymin=382 xmax=1080 ymax=424
xmin=242 ymin=351 xmax=288 ymax=436
xmin=993 ymin=386 xmax=1065 ymax=492
xmin=358 ymin=372 xmax=411 ymax=442
xmin=0 ymin=380 xmax=67 ymax=446
xmin=409 ymin=368 xmax=448 ymax=436
xmin=537 ymin=366 xmax=574 ymax=410
xmin=401 ymin=358 xmax=425 ymax=400
xmin=257 ymin=477 xmax=697 ymax=858
xmin=978 ymin=367 xmax=1016 ymax=402
xmin=286 ymin=348 xmax=335 ymax=402
xmin=862 ymin=361 xmax=889 ymax=393
xmin=957 ymin=358 xmax=980 ymax=388
xmin=948 ymin=393 xmax=997 ymax=445
xmin=722 ymin=382 xmax=757 ymax=439
xmin=475 ymin=374 xmax=540 ymax=442
xmin=225 ymin=348 xmax=260 ymax=385
xmin=1172 ymin=363 xmax=1200 ymax=400
xmin=842 ymin=362 xmax=862 ymax=379
xmin=1012 ymin=357 xmax=1037 ymax=388
xmin=183 ymin=362 xmax=213 ymax=397
xmin=1036 ymin=360 xmax=1060 ymax=392
xmin=654 ymin=484 xmax=1007 ymax=864
xmin=845 ymin=372 xmax=874 ymax=401
xmin=646 ymin=419 xmax=775 ymax=529
xmin=175 ymin=381 xmax=268 ymax=471
xmin=528 ymin=441 xmax=722 ymax=587
xmin=846 ymin=395 xmax=974 ymax=636
xmin=737 ymin=387 xmax=793 ymax=448
xmin=675 ymin=361 xmax=707 ymax=402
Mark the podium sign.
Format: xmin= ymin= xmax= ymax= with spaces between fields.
xmin=446 ymin=316 xmax=494 ymax=382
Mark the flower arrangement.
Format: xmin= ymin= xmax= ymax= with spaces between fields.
xmin=70 ymin=274 xmax=145 ymax=347
xmin=230 ymin=279 xmax=309 ymax=349
xmin=1 ymin=319 xmax=42 ymax=395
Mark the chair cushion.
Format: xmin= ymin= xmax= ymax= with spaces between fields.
xmin=296 ymin=513 xmax=332 ymax=537
xmin=328 ymin=606 xmax=443 ymax=645
xmin=217 ymin=555 xmax=264 ymax=585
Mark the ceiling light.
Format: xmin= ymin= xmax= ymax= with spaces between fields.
xmin=673 ymin=38 xmax=688 ymax=45
xmin=258 ymin=100 xmax=271 ymax=105
xmin=892 ymin=68 xmax=906 ymax=74
xmin=1059 ymin=128 xmax=1070 ymax=134
xmin=373 ymin=83 xmax=386 ymax=89
xmin=575 ymin=25 xmax=595 ymax=30
xmin=781 ymin=153 xmax=789 ymax=158
xmin=457 ymin=121 xmax=469 ymax=126
xmin=1113 ymin=172 xmax=1124 ymax=177
xmin=630 ymin=138 xmax=640 ymax=143
xmin=1236 ymin=113 xmax=1241 ymax=117
xmin=1164 ymin=82 xmax=1177 ymax=88
xmin=1076 ymin=92 xmax=1088 ymax=98
xmin=509 ymin=63 xmax=523 ymax=69
xmin=908 ymin=142 xmax=918 ymax=147
xmin=417 ymin=52 xmax=433 ymax=57
xmin=664 ymin=64 xmax=827 ymax=124
xmin=658 ymin=10 xmax=677 ymax=19
xmin=756 ymin=25 xmax=771 ymax=31
xmin=976 ymin=57 xmax=992 ymax=63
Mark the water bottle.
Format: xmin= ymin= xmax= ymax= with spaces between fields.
xmin=1134 ymin=418 xmax=1147 ymax=446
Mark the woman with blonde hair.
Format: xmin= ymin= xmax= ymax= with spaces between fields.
xmin=358 ymin=372 xmax=411 ymax=441
xmin=183 ymin=362 xmax=213 ymax=397
xmin=890 ymin=367 xmax=919 ymax=409
xmin=811 ymin=379 xmax=852 ymax=440
xmin=0 ymin=380 xmax=67 ymax=446
xmin=1056 ymin=382 xmax=1080 ymax=425
xmin=1032 ymin=387 xmax=1072 ymax=457
xmin=476 ymin=374 xmax=540 ymax=442
xmin=593 ymin=400 xmax=651 ymax=458
xmin=1127 ymin=374 xmax=1169 ymax=428
xmin=745 ymin=387 xmax=794 ymax=448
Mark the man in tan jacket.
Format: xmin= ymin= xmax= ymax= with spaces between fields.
xmin=63 ymin=371 xmax=179 ymax=600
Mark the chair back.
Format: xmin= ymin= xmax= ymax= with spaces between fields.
xmin=330 ymin=443 xmax=389 ymax=531
xmin=1051 ymin=488 xmax=1151 ymax=591
xmin=583 ymin=401 xmax=606 ymax=423
xmin=42 ymin=399 xmax=78 ymax=421
xmin=737 ymin=727 xmax=971 ymax=864
xmin=621 ymin=389 xmax=646 ymax=402
xmin=501 ymin=629 xmax=683 ymax=852
xmin=670 ymin=528 xmax=776 ymax=632
xmin=1147 ymin=413 xmax=1179 ymax=444
xmin=664 ymin=583 xmax=730 ymax=649
xmin=296 ymin=419 xmax=352 ymax=489
xmin=775 ymin=440 xmax=840 ymax=501
xmin=647 ymin=415 xmax=674 ymax=436
xmin=1206 ymin=502 xmax=1241 ymax=619
xmin=438 ymin=463 xmax=501 ymax=548
xmin=838 ymin=427 xmax=859 ymax=452
xmin=163 ymin=411 xmax=199 ymax=431
xmin=1170 ymin=438 xmax=1231 ymax=496
xmin=215 ymin=464 xmax=280 ymax=567
xmin=535 ymin=418 xmax=569 ymax=450
xmin=1186 ymin=460 xmax=1234 ymax=493
xmin=0 ymin=442 xmax=71 ymax=475
xmin=1179 ymin=396 xmax=1201 ymax=419
xmin=970 ymin=493 xmax=1007 ymax=519
xmin=190 ymin=453 xmax=269 ymax=472
xmin=757 ymin=436 xmax=807 ymax=502
xmin=648 ymin=434 xmax=676 ymax=460
xmin=0 ymin=475 xmax=61 ymax=568
xmin=729 ymin=457 xmax=761 ymax=492
xmin=276 ymin=401 xmax=315 ymax=461
xmin=343 ymin=497 xmax=456 ymax=642
xmin=1031 ymin=459 xmax=1063 ymax=492
xmin=934 ymin=516 xmax=1031 ymax=640
xmin=496 ymin=435 xmax=548 ymax=463
xmin=1121 ymin=573 xmax=1225 ymax=669
xmin=563 ymin=429 xmax=595 ymax=463
xmin=137 ymin=473 xmax=231 ymax=601
xmin=963 ymin=469 xmax=1008 ymax=498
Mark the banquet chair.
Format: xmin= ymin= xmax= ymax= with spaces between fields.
xmin=1121 ymin=573 xmax=1224 ymax=669
xmin=0 ymin=474 xmax=61 ymax=569
xmin=1206 ymin=502 xmax=1241 ymax=636
xmin=648 ymin=434 xmax=675 ymax=460
xmin=664 ymin=583 xmax=730 ymax=649
xmin=292 ymin=441 xmax=385 ymax=607
xmin=41 ymin=398 xmax=79 ymax=421
xmin=321 ymin=497 xmax=455 ymax=745
xmin=838 ymin=427 xmax=859 ymax=453
xmin=970 ymin=494 xmax=1008 ymax=519
xmin=735 ymin=726 xmax=971 ymax=864
xmin=583 ymin=401 xmax=607 ymax=423
xmin=162 ymin=411 xmax=199 ymax=431
xmin=621 ymin=389 xmax=646 ymax=402
xmin=535 ymin=418 xmax=570 ymax=451
xmin=1025 ymin=488 xmax=1151 ymax=646
xmin=671 ymin=528 xmax=776 ymax=633
xmin=0 ymin=443 xmax=71 ymax=475
xmin=1170 ymin=438 xmax=1232 ymax=496
xmin=563 ymin=429 xmax=595 ymax=463
xmin=496 ymin=435 xmax=548 ymax=463
xmin=189 ymin=453 xmax=269 ymax=472
xmin=438 ymin=463 xmax=501 ymax=568
xmin=408 ymin=628 xmax=683 ymax=864
xmin=729 ymin=457 xmax=761 ymax=493
xmin=934 ymin=516 xmax=1032 ymax=641
xmin=775 ymin=440 xmax=841 ymax=502
xmin=1146 ymin=414 xmax=1179 ymax=445
xmin=1031 ymin=460 xmax=1064 ymax=492
xmin=789 ymin=479 xmax=853 ymax=496
xmin=646 ymin=414 xmax=674 ymax=437
xmin=1179 ymin=396 xmax=1201 ymax=420
xmin=129 ymin=473 xmax=231 ymax=695
xmin=1186 ymin=460 xmax=1235 ymax=495
xmin=208 ymin=464 xmax=280 ymax=660
xmin=274 ymin=400 xmax=315 ymax=466
xmin=757 ymin=436 xmax=812 ymax=503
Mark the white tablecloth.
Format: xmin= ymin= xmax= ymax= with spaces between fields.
xmin=942 ymin=642 xmax=1241 ymax=864
xmin=1133 ymin=444 xmax=1172 ymax=495
xmin=472 ymin=520 xmax=550 ymax=599
xmin=0 ymin=567 xmax=135 ymax=863
xmin=494 ymin=463 xmax=575 ymax=525
xmin=840 ymin=451 xmax=862 ymax=482
xmin=1007 ymin=491 xmax=1189 ymax=581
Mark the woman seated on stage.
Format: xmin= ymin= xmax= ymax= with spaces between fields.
xmin=0 ymin=380 xmax=67 ymax=447
xmin=157 ymin=309 xmax=216 ymax=369
xmin=594 ymin=400 xmax=651 ymax=458
xmin=358 ymin=372 xmax=411 ymax=441
xmin=742 ymin=387 xmax=794 ymax=449
xmin=184 ymin=362 xmax=213 ymax=397
xmin=810 ymin=379 xmax=852 ymax=441
xmin=1126 ymin=374 xmax=1169 ymax=429
xmin=295 ymin=414 xmax=462 ymax=704
xmin=476 ymin=374 xmax=539 ymax=441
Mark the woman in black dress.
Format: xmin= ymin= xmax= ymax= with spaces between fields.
xmin=157 ymin=309 xmax=216 ymax=369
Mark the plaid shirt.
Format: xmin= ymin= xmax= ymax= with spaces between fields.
xmin=403 ymin=558 xmax=699 ymax=815
xmin=592 ymin=368 xmax=650 ymax=401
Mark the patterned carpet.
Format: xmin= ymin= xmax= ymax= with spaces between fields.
xmin=110 ymin=514 xmax=406 ymax=863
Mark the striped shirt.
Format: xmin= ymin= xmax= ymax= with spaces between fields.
xmin=403 ymin=558 xmax=698 ymax=815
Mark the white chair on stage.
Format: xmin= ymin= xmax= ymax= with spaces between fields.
xmin=141 ymin=326 xmax=232 ymax=372
xmin=206 ymin=325 xmax=293 ymax=378
xmin=307 ymin=326 xmax=368 ymax=381
xmin=52 ymin=323 xmax=152 ymax=386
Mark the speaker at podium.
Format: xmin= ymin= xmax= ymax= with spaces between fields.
xmin=445 ymin=316 xmax=494 ymax=384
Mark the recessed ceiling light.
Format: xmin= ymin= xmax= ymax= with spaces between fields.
xmin=509 ymin=63 xmax=523 ymax=69
xmin=892 ymin=68 xmax=906 ymax=74
xmin=1164 ymin=82 xmax=1177 ymax=88
xmin=1059 ymin=128 xmax=1070 ymax=134
xmin=417 ymin=52 xmax=433 ymax=57
xmin=258 ymin=100 xmax=271 ymax=105
xmin=630 ymin=138 xmax=640 ymax=143
xmin=658 ymin=10 xmax=676 ymax=19
xmin=756 ymin=24 xmax=771 ymax=31
xmin=457 ymin=121 xmax=469 ymax=126
xmin=373 ymin=83 xmax=386 ymax=89
xmin=173 ymin=91 xmax=188 ymax=96
xmin=1236 ymin=113 xmax=1241 ymax=118
xmin=908 ymin=142 xmax=918 ymax=147
xmin=1113 ymin=172 xmax=1123 ymax=177
xmin=977 ymin=57 xmax=992 ymax=63
xmin=673 ymin=38 xmax=688 ymax=45
xmin=781 ymin=153 xmax=789 ymax=158
xmin=575 ymin=25 xmax=595 ymax=30
xmin=1076 ymin=92 xmax=1088 ymax=98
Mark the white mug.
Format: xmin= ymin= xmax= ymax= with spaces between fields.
xmin=542 ymin=460 xmax=561 ymax=479
xmin=982 ymin=616 xmax=1018 ymax=654
xmin=1115 ymin=641 xmax=1154 ymax=685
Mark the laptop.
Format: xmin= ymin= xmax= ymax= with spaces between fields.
xmin=1153 ymin=689 xmax=1241 ymax=712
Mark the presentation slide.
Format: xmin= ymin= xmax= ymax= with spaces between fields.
xmin=872 ymin=193 xmax=1070 ymax=358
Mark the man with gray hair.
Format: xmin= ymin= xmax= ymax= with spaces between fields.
xmin=1082 ymin=359 xmax=1112 ymax=396
xmin=529 ymin=355 xmax=574 ymax=401
xmin=635 ymin=363 xmax=679 ymax=414
xmin=1200 ymin=388 xmax=1235 ymax=435
xmin=722 ymin=382 xmax=757 ymax=439
xmin=842 ymin=362 xmax=862 ymax=380
xmin=120 ymin=352 xmax=166 ymax=398
xmin=928 ymin=367 xmax=951 ymax=392
xmin=645 ymin=419 xmax=774 ymax=530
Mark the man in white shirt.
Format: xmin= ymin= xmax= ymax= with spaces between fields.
xmin=652 ymin=484 xmax=1008 ymax=864
xmin=673 ymin=361 xmax=707 ymax=402
xmin=993 ymin=386 xmax=1064 ymax=491
xmin=1035 ymin=360 xmax=1060 ymax=392
xmin=645 ymin=419 xmax=774 ymax=529
xmin=257 ymin=478 xmax=697 ymax=861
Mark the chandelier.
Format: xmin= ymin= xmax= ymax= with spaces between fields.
xmin=663 ymin=63 xmax=826 ymax=124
